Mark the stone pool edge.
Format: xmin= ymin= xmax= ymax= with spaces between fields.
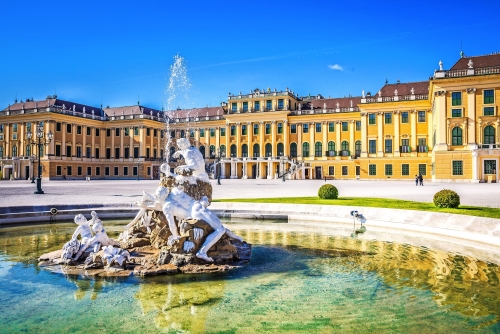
xmin=1 ymin=202 xmax=499 ymax=248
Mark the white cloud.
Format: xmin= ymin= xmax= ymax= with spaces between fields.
xmin=328 ymin=64 xmax=343 ymax=71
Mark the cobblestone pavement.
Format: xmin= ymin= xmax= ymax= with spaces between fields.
xmin=0 ymin=178 xmax=499 ymax=208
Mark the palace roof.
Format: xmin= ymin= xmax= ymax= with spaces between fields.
xmin=1 ymin=98 xmax=106 ymax=117
xmin=166 ymin=106 xmax=225 ymax=119
xmin=377 ymin=81 xmax=429 ymax=97
xmin=450 ymin=52 xmax=500 ymax=70
xmin=103 ymin=105 xmax=162 ymax=118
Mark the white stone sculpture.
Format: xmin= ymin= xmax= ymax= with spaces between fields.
xmin=102 ymin=246 xmax=130 ymax=267
xmin=439 ymin=60 xmax=443 ymax=71
xmin=124 ymin=187 xmax=167 ymax=235
xmin=73 ymin=105 xmax=76 ymax=111
xmin=468 ymin=59 xmax=473 ymax=68
xmin=362 ymin=90 xmax=365 ymax=98
xmin=61 ymin=213 xmax=92 ymax=260
xmin=336 ymin=102 xmax=339 ymax=109
xmin=411 ymin=87 xmax=415 ymax=95
xmin=378 ymin=90 xmax=382 ymax=96
xmin=350 ymin=100 xmax=353 ymax=108
xmin=83 ymin=107 xmax=86 ymax=113
xmin=394 ymin=89 xmax=398 ymax=96
xmin=73 ymin=219 xmax=118 ymax=260
xmin=172 ymin=138 xmax=209 ymax=183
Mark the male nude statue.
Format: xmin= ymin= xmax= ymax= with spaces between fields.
xmin=172 ymin=138 xmax=209 ymax=182
xmin=73 ymin=219 xmax=118 ymax=260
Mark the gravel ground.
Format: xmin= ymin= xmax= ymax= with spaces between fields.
xmin=0 ymin=178 xmax=499 ymax=208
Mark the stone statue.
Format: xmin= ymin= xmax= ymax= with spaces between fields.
xmin=439 ymin=60 xmax=443 ymax=71
xmin=160 ymin=186 xmax=241 ymax=262
xmin=73 ymin=105 xmax=76 ymax=111
xmin=350 ymin=100 xmax=353 ymax=108
xmin=378 ymin=90 xmax=382 ymax=97
xmin=468 ymin=59 xmax=474 ymax=68
xmin=102 ymin=246 xmax=130 ymax=267
xmin=336 ymin=102 xmax=339 ymax=109
xmin=61 ymin=213 xmax=93 ymax=260
xmin=73 ymin=218 xmax=118 ymax=260
xmin=172 ymin=138 xmax=209 ymax=182
xmin=411 ymin=87 xmax=415 ymax=95
xmin=394 ymin=89 xmax=398 ymax=96
xmin=83 ymin=107 xmax=86 ymax=113
xmin=362 ymin=90 xmax=365 ymax=98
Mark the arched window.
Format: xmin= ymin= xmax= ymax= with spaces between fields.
xmin=230 ymin=144 xmax=237 ymax=157
xmin=12 ymin=146 xmax=17 ymax=157
xmin=341 ymin=141 xmax=349 ymax=151
xmin=327 ymin=141 xmax=335 ymax=157
xmin=315 ymin=142 xmax=322 ymax=157
xmin=253 ymin=144 xmax=260 ymax=157
xmin=452 ymin=127 xmax=462 ymax=146
xmin=210 ymin=145 xmax=215 ymax=158
xmin=199 ymin=146 xmax=205 ymax=158
xmin=303 ymin=142 xmax=310 ymax=157
xmin=170 ymin=146 xmax=176 ymax=160
xmin=484 ymin=125 xmax=495 ymax=144
xmin=242 ymin=144 xmax=248 ymax=157
xmin=265 ymin=143 xmax=272 ymax=157
xmin=220 ymin=145 xmax=226 ymax=157
xmin=355 ymin=140 xmax=362 ymax=155
xmin=277 ymin=143 xmax=284 ymax=156
xmin=290 ymin=143 xmax=297 ymax=158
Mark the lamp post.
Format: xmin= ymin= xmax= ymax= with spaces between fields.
xmin=279 ymin=156 xmax=287 ymax=182
xmin=27 ymin=123 xmax=53 ymax=194
xmin=216 ymin=147 xmax=225 ymax=185
xmin=135 ymin=159 xmax=143 ymax=181
xmin=29 ymin=154 xmax=36 ymax=183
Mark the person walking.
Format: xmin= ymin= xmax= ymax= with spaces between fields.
xmin=418 ymin=174 xmax=424 ymax=186
xmin=415 ymin=174 xmax=419 ymax=186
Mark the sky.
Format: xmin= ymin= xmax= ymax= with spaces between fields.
xmin=1 ymin=0 xmax=500 ymax=111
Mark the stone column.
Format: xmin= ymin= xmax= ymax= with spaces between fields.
xmin=377 ymin=112 xmax=383 ymax=156
xmin=349 ymin=120 xmax=355 ymax=154
xmin=434 ymin=91 xmax=448 ymax=151
xmin=360 ymin=113 xmax=368 ymax=157
xmin=335 ymin=121 xmax=341 ymax=156
xmin=225 ymin=124 xmax=230 ymax=157
xmin=19 ymin=122 xmax=25 ymax=156
xmin=111 ymin=128 xmax=115 ymax=159
xmin=129 ymin=127 xmax=134 ymax=159
xmin=394 ymin=111 xmax=400 ymax=156
xmin=322 ymin=121 xmax=327 ymax=157
xmin=271 ymin=121 xmax=277 ymax=157
xmin=120 ymin=128 xmax=124 ymax=159
xmin=472 ymin=150 xmax=479 ymax=183
xmin=410 ymin=110 xmax=417 ymax=151
xmin=467 ymin=88 xmax=476 ymax=146
xmin=140 ymin=126 xmax=146 ymax=158
xmin=72 ymin=124 xmax=76 ymax=157
xmin=195 ymin=128 xmax=200 ymax=148
xmin=62 ymin=123 xmax=66 ymax=157
xmin=297 ymin=123 xmax=303 ymax=157
xmin=215 ymin=127 xmax=220 ymax=150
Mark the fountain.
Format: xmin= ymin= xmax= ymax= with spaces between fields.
xmin=39 ymin=138 xmax=251 ymax=276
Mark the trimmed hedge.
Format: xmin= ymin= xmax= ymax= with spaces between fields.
xmin=433 ymin=189 xmax=460 ymax=208
xmin=318 ymin=184 xmax=338 ymax=199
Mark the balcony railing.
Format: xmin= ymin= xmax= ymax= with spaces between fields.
xmin=325 ymin=150 xmax=337 ymax=157
xmin=435 ymin=65 xmax=500 ymax=79
xmin=338 ymin=150 xmax=350 ymax=157
xmin=400 ymin=146 xmax=411 ymax=153
xmin=417 ymin=145 xmax=428 ymax=153
xmin=479 ymin=144 xmax=499 ymax=149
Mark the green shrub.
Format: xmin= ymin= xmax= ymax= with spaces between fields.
xmin=433 ymin=189 xmax=460 ymax=208
xmin=318 ymin=184 xmax=338 ymax=199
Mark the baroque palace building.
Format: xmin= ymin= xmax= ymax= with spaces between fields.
xmin=1 ymin=52 xmax=499 ymax=182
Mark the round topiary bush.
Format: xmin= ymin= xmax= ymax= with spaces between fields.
xmin=318 ymin=184 xmax=338 ymax=199
xmin=433 ymin=189 xmax=460 ymax=208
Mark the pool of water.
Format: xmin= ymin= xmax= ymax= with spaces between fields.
xmin=1 ymin=219 xmax=500 ymax=333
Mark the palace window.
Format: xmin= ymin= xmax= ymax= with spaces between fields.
xmin=290 ymin=143 xmax=297 ymax=157
xmin=265 ymin=143 xmax=272 ymax=157
xmin=124 ymin=147 xmax=130 ymax=159
xmin=56 ymin=166 xmax=62 ymax=176
xmin=402 ymin=164 xmax=409 ymax=176
xmin=106 ymin=129 xmax=111 ymax=137
xmin=278 ymin=99 xmax=284 ymax=109
xmin=154 ymin=129 xmax=157 ymax=137
xmin=303 ymin=124 xmax=309 ymax=133
xmin=113 ymin=167 xmax=118 ymax=176
xmin=329 ymin=166 xmax=334 ymax=175
xmin=78 ymin=166 xmax=82 ymax=176
xmin=115 ymin=147 xmax=120 ymax=158
xmin=134 ymin=127 xmax=139 ymax=136
xmin=254 ymin=101 xmax=260 ymax=111
xmin=315 ymin=123 xmax=321 ymax=133
xmin=115 ymin=128 xmax=120 ymax=136
xmin=123 ymin=167 xmax=128 ymax=176
xmin=327 ymin=141 xmax=335 ymax=156
xmin=356 ymin=121 xmax=361 ymax=131
xmin=315 ymin=142 xmax=322 ymax=157
xmin=452 ymin=161 xmax=463 ymax=175
xmin=242 ymin=144 xmax=248 ymax=157
xmin=385 ymin=113 xmax=392 ymax=124
xmin=355 ymin=140 xmax=361 ymax=156
xmin=253 ymin=144 xmax=260 ymax=157
xmin=452 ymin=109 xmax=462 ymax=117
xmin=26 ymin=145 xmax=31 ymax=156
xmin=265 ymin=124 xmax=271 ymax=134
xmin=369 ymin=140 xmax=376 ymax=154
xmin=86 ymin=147 xmax=91 ymax=158
xmin=342 ymin=122 xmax=348 ymax=131
xmin=76 ymin=146 xmax=82 ymax=158
xmin=12 ymin=146 xmax=17 ymax=157
xmin=199 ymin=146 xmax=205 ymax=158
xmin=220 ymin=128 xmax=226 ymax=136
xmin=266 ymin=100 xmax=272 ymax=111
xmin=342 ymin=166 xmax=348 ymax=176
xmin=105 ymin=167 xmax=110 ymax=176
xmin=385 ymin=139 xmax=392 ymax=153
xmin=484 ymin=89 xmax=494 ymax=104
xmin=484 ymin=107 xmax=495 ymax=116
xmin=452 ymin=92 xmax=462 ymax=106
xmin=484 ymin=126 xmax=495 ymax=144
xmin=242 ymin=102 xmax=248 ymax=112
xmin=452 ymin=127 xmax=463 ymax=146
xmin=418 ymin=111 xmax=426 ymax=122
xmin=106 ymin=148 xmax=111 ymax=159
xmin=210 ymin=145 xmax=215 ymax=157
xmin=291 ymin=124 xmax=297 ymax=133
xmin=418 ymin=164 xmax=427 ymax=176
xmin=146 ymin=128 xmax=150 ymax=136
xmin=277 ymin=143 xmax=284 ymax=156
xmin=200 ymin=129 xmax=205 ymax=137
xmin=190 ymin=129 xmax=195 ymax=137
xmin=401 ymin=112 xmax=409 ymax=123
xmin=134 ymin=147 xmax=139 ymax=158
xmin=56 ymin=122 xmax=61 ymax=131
xmin=242 ymin=125 xmax=247 ymax=135
xmin=302 ymin=142 xmax=310 ymax=156
xmin=328 ymin=122 xmax=335 ymax=132
xmin=368 ymin=113 xmax=376 ymax=125
xmin=124 ymin=128 xmax=130 ymax=136
xmin=210 ymin=128 xmax=215 ymax=137
xmin=369 ymin=164 xmax=376 ymax=175
xmin=253 ymin=124 xmax=259 ymax=135
xmin=0 ymin=147 xmax=3 ymax=158
xmin=95 ymin=128 xmax=100 ymax=137
xmin=87 ymin=127 xmax=91 ymax=136
xmin=277 ymin=123 xmax=283 ymax=134
xmin=87 ymin=166 xmax=92 ymax=176
xmin=385 ymin=164 xmax=393 ymax=176
xmin=231 ymin=103 xmax=237 ymax=113
xmin=96 ymin=167 xmax=100 ymax=176
xmin=77 ymin=126 xmax=82 ymax=135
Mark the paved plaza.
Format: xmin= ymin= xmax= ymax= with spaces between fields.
xmin=0 ymin=178 xmax=499 ymax=208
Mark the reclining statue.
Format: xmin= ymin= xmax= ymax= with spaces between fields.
xmin=61 ymin=213 xmax=93 ymax=260
xmin=73 ymin=219 xmax=118 ymax=260
xmin=172 ymin=138 xmax=209 ymax=182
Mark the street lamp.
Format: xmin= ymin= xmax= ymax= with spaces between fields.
xmin=27 ymin=123 xmax=53 ymax=194
xmin=135 ymin=159 xmax=143 ymax=181
xmin=216 ymin=147 xmax=225 ymax=185
xmin=279 ymin=156 xmax=288 ymax=182
xmin=29 ymin=154 xmax=36 ymax=183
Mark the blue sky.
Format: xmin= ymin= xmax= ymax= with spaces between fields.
xmin=1 ymin=1 xmax=500 ymax=110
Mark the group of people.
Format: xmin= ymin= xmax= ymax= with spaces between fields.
xmin=415 ymin=174 xmax=424 ymax=186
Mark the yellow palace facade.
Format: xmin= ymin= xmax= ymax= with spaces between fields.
xmin=1 ymin=52 xmax=499 ymax=182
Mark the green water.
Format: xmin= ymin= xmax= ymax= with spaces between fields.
xmin=0 ymin=220 xmax=499 ymax=333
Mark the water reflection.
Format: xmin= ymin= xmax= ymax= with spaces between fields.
xmin=0 ymin=221 xmax=499 ymax=332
